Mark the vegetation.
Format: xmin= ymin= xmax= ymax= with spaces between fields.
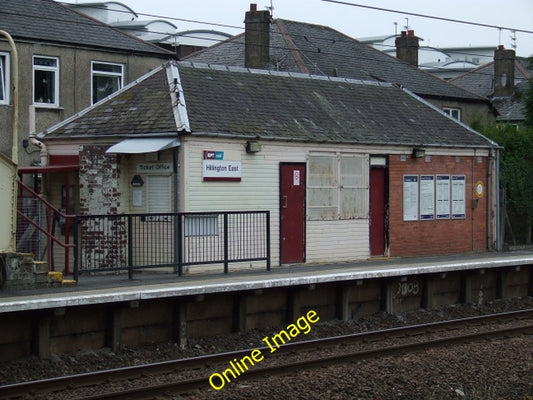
xmin=474 ymin=125 xmax=533 ymax=246
xmin=471 ymin=57 xmax=533 ymax=246
xmin=525 ymin=57 xmax=533 ymax=126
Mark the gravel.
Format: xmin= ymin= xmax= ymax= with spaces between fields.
xmin=1 ymin=297 xmax=532 ymax=399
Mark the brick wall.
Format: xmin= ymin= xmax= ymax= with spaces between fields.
xmin=79 ymin=145 xmax=126 ymax=270
xmin=388 ymin=154 xmax=489 ymax=257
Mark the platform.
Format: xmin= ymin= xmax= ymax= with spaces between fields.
xmin=1 ymin=250 xmax=533 ymax=314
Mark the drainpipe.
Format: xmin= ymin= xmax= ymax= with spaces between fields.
xmin=487 ymin=150 xmax=493 ymax=250
xmin=0 ymin=30 xmax=18 ymax=165
xmin=495 ymin=148 xmax=502 ymax=251
xmin=28 ymin=105 xmax=49 ymax=166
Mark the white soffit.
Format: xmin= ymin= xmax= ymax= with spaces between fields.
xmin=106 ymin=138 xmax=180 ymax=154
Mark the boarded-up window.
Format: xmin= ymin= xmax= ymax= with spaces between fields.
xmin=308 ymin=153 xmax=368 ymax=220
xmin=340 ymin=155 xmax=368 ymax=219
xmin=308 ymin=155 xmax=337 ymax=220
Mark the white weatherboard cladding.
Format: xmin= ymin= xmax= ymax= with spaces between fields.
xmin=182 ymin=139 xmax=371 ymax=267
xmin=306 ymin=219 xmax=369 ymax=263
xmin=184 ymin=140 xmax=282 ymax=266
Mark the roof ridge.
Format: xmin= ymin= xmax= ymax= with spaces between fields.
xmin=174 ymin=60 xmax=394 ymax=88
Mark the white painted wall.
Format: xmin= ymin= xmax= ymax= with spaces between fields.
xmin=181 ymin=138 xmax=372 ymax=267
xmin=0 ymin=153 xmax=17 ymax=252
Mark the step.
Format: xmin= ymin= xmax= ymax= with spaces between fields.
xmin=48 ymin=271 xmax=63 ymax=282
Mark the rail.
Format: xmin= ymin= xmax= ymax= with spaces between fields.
xmin=1 ymin=309 xmax=530 ymax=399
xmin=16 ymin=180 xmax=77 ymax=274
xmin=74 ymin=211 xmax=271 ymax=280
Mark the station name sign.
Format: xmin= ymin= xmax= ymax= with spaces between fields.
xmin=203 ymin=151 xmax=242 ymax=182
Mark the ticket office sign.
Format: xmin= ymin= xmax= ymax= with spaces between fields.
xmin=203 ymin=151 xmax=242 ymax=182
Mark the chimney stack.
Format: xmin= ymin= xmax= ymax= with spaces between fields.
xmin=493 ymin=45 xmax=515 ymax=97
xmin=395 ymin=30 xmax=419 ymax=66
xmin=244 ymin=3 xmax=271 ymax=69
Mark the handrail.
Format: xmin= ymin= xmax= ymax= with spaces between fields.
xmin=16 ymin=210 xmax=75 ymax=248
xmin=17 ymin=180 xmax=75 ymax=219
xmin=16 ymin=179 xmax=77 ymax=276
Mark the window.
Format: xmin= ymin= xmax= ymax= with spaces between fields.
xmin=0 ymin=52 xmax=10 ymax=105
xmin=91 ymin=61 xmax=123 ymax=104
xmin=33 ymin=56 xmax=59 ymax=106
xmin=185 ymin=215 xmax=219 ymax=237
xmin=443 ymin=107 xmax=461 ymax=121
xmin=308 ymin=153 xmax=368 ymax=220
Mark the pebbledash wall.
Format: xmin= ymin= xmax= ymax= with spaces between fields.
xmin=74 ymin=137 xmax=494 ymax=269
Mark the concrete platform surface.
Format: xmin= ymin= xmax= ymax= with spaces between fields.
xmin=1 ymin=250 xmax=533 ymax=313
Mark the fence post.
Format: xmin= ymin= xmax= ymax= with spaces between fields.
xmin=223 ymin=213 xmax=229 ymax=274
xmin=73 ymin=218 xmax=79 ymax=282
xmin=177 ymin=213 xmax=183 ymax=276
xmin=127 ymin=215 xmax=133 ymax=280
xmin=266 ymin=211 xmax=271 ymax=271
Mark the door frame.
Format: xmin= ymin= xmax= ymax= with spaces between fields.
xmin=279 ymin=162 xmax=306 ymax=264
xmin=369 ymin=156 xmax=389 ymax=257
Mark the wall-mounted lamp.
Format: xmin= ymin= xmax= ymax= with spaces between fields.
xmin=131 ymin=175 xmax=144 ymax=187
xmin=246 ymin=140 xmax=262 ymax=154
xmin=412 ymin=148 xmax=425 ymax=158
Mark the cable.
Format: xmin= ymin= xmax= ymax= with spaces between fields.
xmin=1 ymin=6 xmax=527 ymax=81
xmin=320 ymin=0 xmax=533 ymax=35
xmin=56 ymin=2 xmax=531 ymax=60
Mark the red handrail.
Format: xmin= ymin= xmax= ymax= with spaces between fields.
xmin=17 ymin=180 xmax=77 ymax=275
xmin=17 ymin=180 xmax=75 ymax=219
xmin=16 ymin=210 xmax=75 ymax=248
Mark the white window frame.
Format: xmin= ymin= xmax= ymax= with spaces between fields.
xmin=0 ymin=52 xmax=10 ymax=105
xmin=308 ymin=153 xmax=368 ymax=220
xmin=33 ymin=55 xmax=59 ymax=107
xmin=443 ymin=107 xmax=461 ymax=121
xmin=91 ymin=61 xmax=124 ymax=105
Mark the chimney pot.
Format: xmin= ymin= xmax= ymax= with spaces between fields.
xmin=408 ymin=30 xmax=414 ymax=37
xmin=498 ymin=44 xmax=504 ymax=50
xmin=250 ymin=3 xmax=257 ymax=11
xmin=401 ymin=31 xmax=407 ymax=37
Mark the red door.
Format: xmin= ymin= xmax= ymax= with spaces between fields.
xmin=370 ymin=168 xmax=386 ymax=256
xmin=280 ymin=164 xmax=306 ymax=264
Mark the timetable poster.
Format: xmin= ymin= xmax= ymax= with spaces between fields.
xmin=436 ymin=175 xmax=450 ymax=219
xmin=403 ymin=175 xmax=419 ymax=221
xmin=452 ymin=175 xmax=466 ymax=219
xmin=419 ymin=175 xmax=435 ymax=220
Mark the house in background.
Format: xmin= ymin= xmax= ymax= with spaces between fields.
xmin=0 ymin=0 xmax=173 ymax=170
xmin=360 ymin=34 xmax=496 ymax=80
xmin=36 ymin=59 xmax=499 ymax=273
xmin=1 ymin=0 xmax=174 ymax=262
xmin=451 ymin=46 xmax=533 ymax=125
xmin=66 ymin=1 xmax=233 ymax=58
xmin=186 ymin=6 xmax=495 ymax=126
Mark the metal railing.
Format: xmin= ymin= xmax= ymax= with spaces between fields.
xmin=16 ymin=180 xmax=77 ymax=274
xmin=74 ymin=211 xmax=270 ymax=279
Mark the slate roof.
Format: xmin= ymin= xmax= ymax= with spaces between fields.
xmin=0 ymin=0 xmax=172 ymax=56
xmin=186 ymin=19 xmax=487 ymax=103
xmin=451 ymin=58 xmax=532 ymax=121
xmin=42 ymin=61 xmax=495 ymax=149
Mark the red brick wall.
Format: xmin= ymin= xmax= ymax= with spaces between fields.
xmin=388 ymin=154 xmax=489 ymax=257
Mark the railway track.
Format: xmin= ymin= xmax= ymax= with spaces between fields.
xmin=1 ymin=308 xmax=532 ymax=400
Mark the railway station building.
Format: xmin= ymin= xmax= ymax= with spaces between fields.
xmin=35 ymin=60 xmax=500 ymax=271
